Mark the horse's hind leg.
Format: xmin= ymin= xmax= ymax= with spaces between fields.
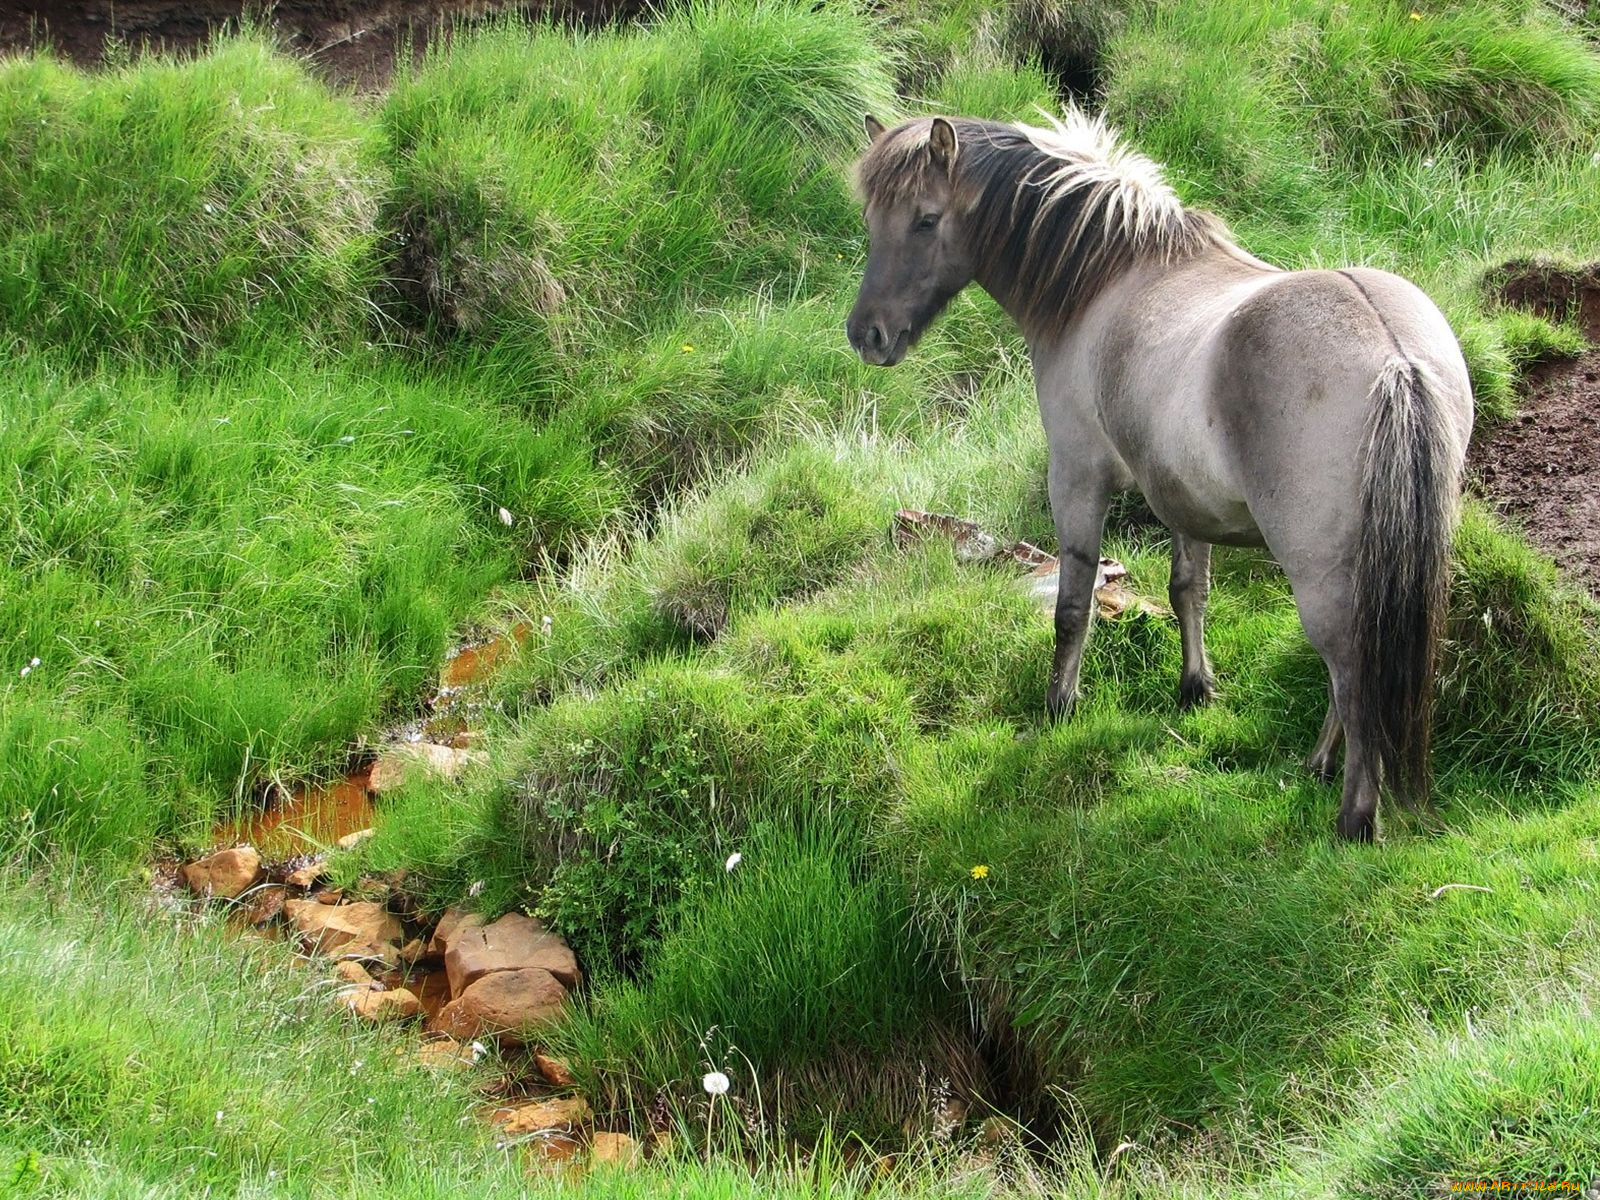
xmin=1292 ymin=588 xmax=1381 ymax=840
xmin=1306 ymin=700 xmax=1343 ymax=782
xmin=1333 ymin=682 xmax=1379 ymax=842
xmin=1169 ymin=533 xmax=1219 ymax=709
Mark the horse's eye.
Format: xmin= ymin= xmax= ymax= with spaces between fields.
xmin=916 ymin=212 xmax=941 ymax=232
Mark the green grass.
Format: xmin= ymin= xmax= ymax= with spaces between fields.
xmin=0 ymin=872 xmax=1058 ymax=1199
xmin=0 ymin=350 xmax=614 ymax=854
xmin=0 ymin=38 xmax=380 ymax=363
xmin=6 ymin=0 xmax=1600 ymax=1192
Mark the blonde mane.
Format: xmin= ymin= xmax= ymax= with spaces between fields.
xmin=856 ymin=109 xmax=1230 ymax=329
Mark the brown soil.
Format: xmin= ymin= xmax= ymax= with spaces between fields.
xmin=1470 ymin=347 xmax=1600 ymax=596
xmin=1485 ymin=258 xmax=1600 ymax=342
xmin=1 ymin=0 xmax=646 ymax=89
xmin=1471 ymin=259 xmax=1600 ymax=596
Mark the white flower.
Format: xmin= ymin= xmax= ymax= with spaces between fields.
xmin=470 ymin=1040 xmax=488 ymax=1063
xmin=30 ymin=658 xmax=41 ymax=668
xmin=497 ymin=507 xmax=514 ymax=527
xmin=724 ymin=852 xmax=742 ymax=872
xmin=468 ymin=880 xmax=484 ymax=897
xmin=702 ymin=1071 xmax=731 ymax=1096
xmin=339 ymin=435 xmax=355 ymax=445
xmin=18 ymin=667 xmax=29 ymax=678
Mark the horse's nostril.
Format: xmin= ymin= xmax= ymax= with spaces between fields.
xmin=869 ymin=323 xmax=887 ymax=350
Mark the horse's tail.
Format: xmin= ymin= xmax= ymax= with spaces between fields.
xmin=1352 ymin=357 xmax=1462 ymax=807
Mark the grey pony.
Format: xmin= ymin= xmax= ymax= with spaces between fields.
xmin=845 ymin=111 xmax=1472 ymax=841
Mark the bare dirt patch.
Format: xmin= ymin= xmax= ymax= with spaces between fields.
xmin=1470 ymin=348 xmax=1600 ymax=595
xmin=1 ymin=0 xmax=646 ymax=89
xmin=1485 ymin=258 xmax=1600 ymax=342
xmin=1470 ymin=260 xmax=1600 ymax=595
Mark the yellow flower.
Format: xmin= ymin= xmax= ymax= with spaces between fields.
xmin=681 ymin=343 xmax=695 ymax=353
xmin=1408 ymin=9 xmax=1422 ymax=19
xmin=969 ymin=864 xmax=990 ymax=880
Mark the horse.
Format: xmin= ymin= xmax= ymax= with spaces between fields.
xmin=845 ymin=111 xmax=1472 ymax=841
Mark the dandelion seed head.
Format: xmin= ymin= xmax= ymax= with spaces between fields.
xmin=702 ymin=1071 xmax=731 ymax=1096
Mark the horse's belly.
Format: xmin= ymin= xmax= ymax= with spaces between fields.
xmin=1135 ymin=462 xmax=1264 ymax=547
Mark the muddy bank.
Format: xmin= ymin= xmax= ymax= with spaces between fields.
xmin=1471 ymin=348 xmax=1600 ymax=596
xmin=1 ymin=0 xmax=650 ymax=88
xmin=1472 ymin=260 xmax=1600 ymax=596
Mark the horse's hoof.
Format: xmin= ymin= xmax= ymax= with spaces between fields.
xmin=1046 ymin=687 xmax=1077 ymax=724
xmin=1336 ymin=809 xmax=1376 ymax=843
xmin=1177 ymin=673 xmax=1219 ymax=710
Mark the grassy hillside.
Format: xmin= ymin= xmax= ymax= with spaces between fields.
xmin=4 ymin=0 xmax=1600 ymax=1195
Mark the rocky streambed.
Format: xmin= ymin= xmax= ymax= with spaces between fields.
xmin=174 ymin=837 xmax=670 ymax=1172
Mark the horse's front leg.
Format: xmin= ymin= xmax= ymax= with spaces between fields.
xmin=1046 ymin=462 xmax=1113 ymax=722
xmin=1169 ymin=533 xmax=1219 ymax=709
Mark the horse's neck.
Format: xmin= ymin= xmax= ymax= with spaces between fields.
xmin=972 ymin=236 xmax=1277 ymax=350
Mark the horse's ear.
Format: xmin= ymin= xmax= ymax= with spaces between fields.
xmin=928 ymin=117 xmax=958 ymax=171
xmin=864 ymin=114 xmax=887 ymax=143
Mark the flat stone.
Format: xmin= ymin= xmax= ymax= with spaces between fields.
xmin=494 ymin=1095 xmax=591 ymax=1135
xmin=398 ymin=938 xmax=427 ymax=965
xmin=431 ymin=967 xmax=566 ymax=1045
xmin=590 ymin=1132 xmax=641 ymax=1169
xmin=368 ymin=743 xmax=487 ymax=793
xmin=283 ymin=899 xmax=403 ymax=958
xmin=534 ymin=1052 xmax=577 ymax=1087
xmin=341 ymin=986 xmax=422 ymax=1023
xmin=181 ymin=847 xmax=262 ymax=899
xmin=444 ymin=911 xmax=580 ymax=997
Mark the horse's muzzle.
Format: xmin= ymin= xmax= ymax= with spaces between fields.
xmin=845 ymin=316 xmax=909 ymax=366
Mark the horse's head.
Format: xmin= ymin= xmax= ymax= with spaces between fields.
xmin=847 ymin=116 xmax=975 ymax=367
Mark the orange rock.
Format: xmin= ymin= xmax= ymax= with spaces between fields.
xmin=285 ymin=859 xmax=328 ymax=889
xmin=181 ymin=847 xmax=262 ymax=899
xmin=494 ymin=1095 xmax=591 ymax=1135
xmin=590 ymin=1132 xmax=641 ymax=1169
xmin=444 ymin=912 xmax=581 ymax=997
xmin=431 ymin=967 xmax=566 ymax=1045
xmin=340 ymin=987 xmax=422 ymax=1023
xmin=414 ymin=1038 xmax=479 ymax=1071
xmin=336 ymin=828 xmax=375 ymax=850
xmin=534 ymin=1052 xmax=577 ymax=1087
xmin=240 ymin=883 xmax=286 ymax=928
xmin=334 ymin=960 xmax=373 ymax=986
xmin=284 ymin=899 xmax=403 ymax=958
xmin=428 ymin=906 xmax=483 ymax=958
xmin=522 ymin=1132 xmax=584 ymax=1177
